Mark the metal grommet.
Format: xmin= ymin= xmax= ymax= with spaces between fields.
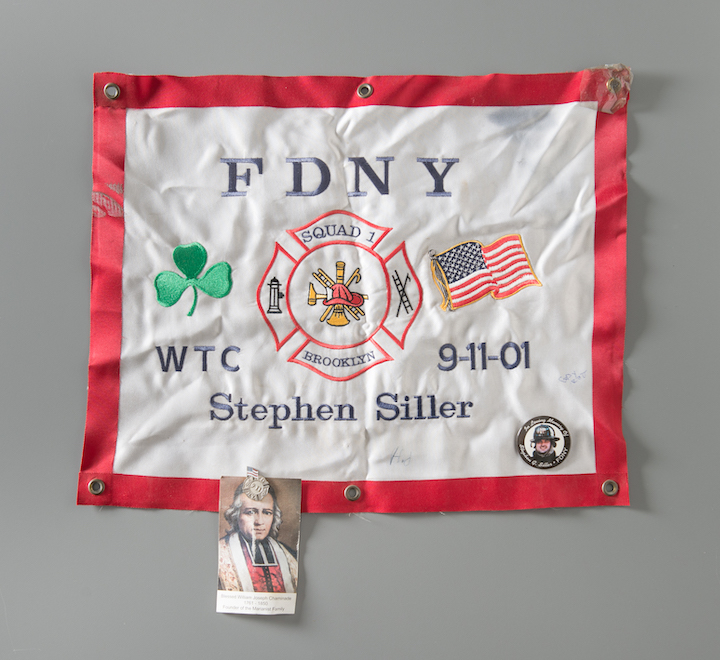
xmin=103 ymin=82 xmax=121 ymax=100
xmin=601 ymin=479 xmax=619 ymax=496
xmin=606 ymin=78 xmax=621 ymax=94
xmin=88 ymin=478 xmax=106 ymax=495
xmin=357 ymin=83 xmax=374 ymax=99
xmin=344 ymin=484 xmax=361 ymax=501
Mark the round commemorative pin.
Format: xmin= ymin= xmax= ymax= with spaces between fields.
xmin=242 ymin=475 xmax=271 ymax=501
xmin=517 ymin=416 xmax=571 ymax=469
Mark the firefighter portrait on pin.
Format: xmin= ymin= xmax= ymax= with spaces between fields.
xmin=517 ymin=416 xmax=571 ymax=469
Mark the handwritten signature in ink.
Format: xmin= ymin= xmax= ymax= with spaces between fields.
xmin=559 ymin=370 xmax=587 ymax=384
xmin=390 ymin=447 xmax=412 ymax=466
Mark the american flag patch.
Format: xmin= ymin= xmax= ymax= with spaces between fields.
xmin=430 ymin=235 xmax=541 ymax=310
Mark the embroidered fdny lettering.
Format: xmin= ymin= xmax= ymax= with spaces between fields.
xmin=417 ymin=157 xmax=459 ymax=197
xmin=348 ymin=157 xmax=394 ymax=196
xmin=286 ymin=157 xmax=331 ymax=197
xmin=221 ymin=156 xmax=459 ymax=198
xmin=221 ymin=158 xmax=263 ymax=196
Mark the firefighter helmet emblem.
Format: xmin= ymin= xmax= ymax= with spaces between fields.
xmin=308 ymin=261 xmax=367 ymax=327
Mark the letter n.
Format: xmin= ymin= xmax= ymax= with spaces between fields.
xmin=348 ymin=157 xmax=394 ymax=196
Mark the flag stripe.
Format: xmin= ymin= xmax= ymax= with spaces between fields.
xmin=483 ymin=240 xmax=522 ymax=260
xmin=494 ymin=263 xmax=535 ymax=286
xmin=492 ymin=259 xmax=531 ymax=283
xmin=452 ymin=285 xmax=496 ymax=307
xmin=452 ymin=282 xmax=495 ymax=301
xmin=449 ymin=271 xmax=495 ymax=294
xmin=496 ymin=274 xmax=540 ymax=298
xmin=484 ymin=245 xmax=525 ymax=266
xmin=449 ymin=272 xmax=496 ymax=306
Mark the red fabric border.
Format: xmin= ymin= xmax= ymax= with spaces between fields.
xmin=591 ymin=107 xmax=629 ymax=483
xmin=78 ymin=101 xmax=125 ymax=505
xmin=94 ymin=72 xmax=588 ymax=110
xmin=78 ymin=471 xmax=628 ymax=512
xmin=79 ymin=71 xmax=629 ymax=512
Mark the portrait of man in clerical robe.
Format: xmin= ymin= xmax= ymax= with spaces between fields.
xmin=218 ymin=475 xmax=301 ymax=594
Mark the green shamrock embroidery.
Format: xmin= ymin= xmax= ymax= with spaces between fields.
xmin=154 ymin=243 xmax=232 ymax=316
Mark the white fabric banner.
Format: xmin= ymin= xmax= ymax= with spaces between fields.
xmin=79 ymin=70 xmax=631 ymax=512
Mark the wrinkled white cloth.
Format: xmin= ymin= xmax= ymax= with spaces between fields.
xmin=116 ymin=102 xmax=598 ymax=483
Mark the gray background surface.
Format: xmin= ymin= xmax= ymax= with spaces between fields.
xmin=1 ymin=1 xmax=718 ymax=658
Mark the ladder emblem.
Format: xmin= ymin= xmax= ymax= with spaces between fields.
xmin=392 ymin=270 xmax=414 ymax=317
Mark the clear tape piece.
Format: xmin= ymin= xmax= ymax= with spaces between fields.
xmin=580 ymin=64 xmax=633 ymax=114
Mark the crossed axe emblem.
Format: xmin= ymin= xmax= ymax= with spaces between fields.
xmin=307 ymin=261 xmax=368 ymax=327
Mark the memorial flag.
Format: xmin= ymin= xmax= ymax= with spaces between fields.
xmin=430 ymin=235 xmax=541 ymax=309
xmin=79 ymin=67 xmax=632 ymax=513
